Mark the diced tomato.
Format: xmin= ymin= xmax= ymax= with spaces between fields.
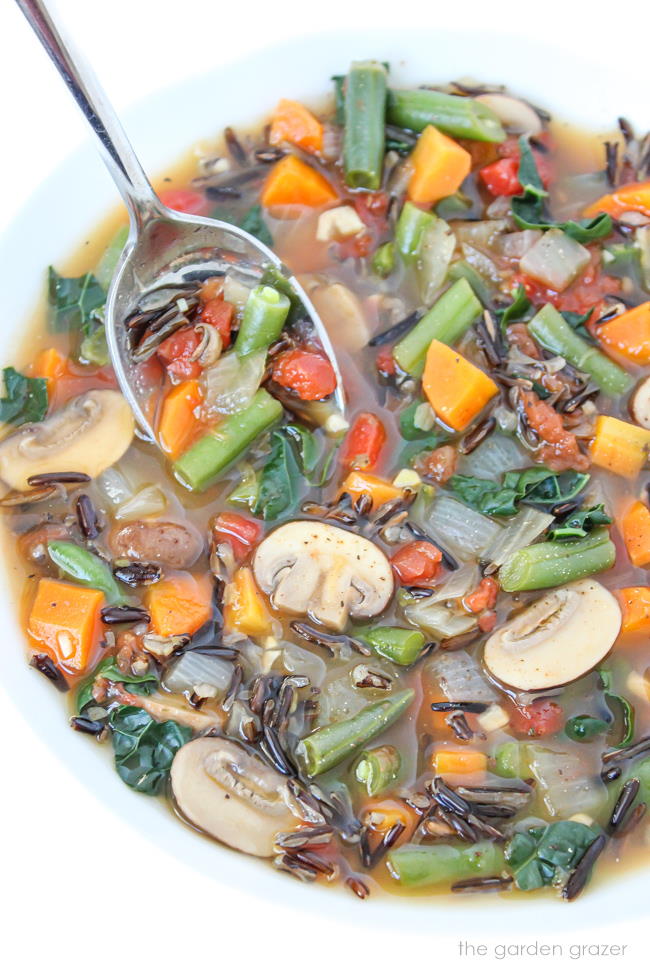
xmin=464 ymin=577 xmax=499 ymax=614
xmin=340 ymin=413 xmax=386 ymax=471
xmin=201 ymin=296 xmax=235 ymax=348
xmin=509 ymin=699 xmax=564 ymax=738
xmin=351 ymin=191 xmax=389 ymax=233
xmin=156 ymin=326 xmax=202 ymax=380
xmin=337 ymin=232 xmax=374 ymax=260
xmin=391 ymin=540 xmax=443 ymax=585
xmin=477 ymin=609 xmax=497 ymax=633
xmin=158 ymin=188 xmax=209 ymax=216
xmin=271 ymin=349 xmax=337 ymax=401
xmin=48 ymin=363 xmax=118 ymax=412
xmin=479 ymin=157 xmax=522 ymax=197
xmin=375 ymin=345 xmax=396 ymax=377
xmin=414 ymin=445 xmax=458 ymax=484
xmin=511 ymin=254 xmax=619 ymax=319
xmin=521 ymin=389 xmax=589 ymax=472
xmin=212 ymin=513 xmax=262 ymax=562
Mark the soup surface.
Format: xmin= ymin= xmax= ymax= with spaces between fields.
xmin=3 ymin=62 xmax=650 ymax=902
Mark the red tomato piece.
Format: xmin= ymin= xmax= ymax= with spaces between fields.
xmin=464 ymin=577 xmax=499 ymax=614
xmin=158 ymin=188 xmax=209 ymax=216
xmin=337 ymin=232 xmax=374 ymax=260
xmin=340 ymin=413 xmax=386 ymax=470
xmin=479 ymin=157 xmax=522 ymax=196
xmin=201 ymin=297 xmax=235 ymax=347
xmin=375 ymin=346 xmax=397 ymax=377
xmin=391 ymin=540 xmax=443 ymax=585
xmin=157 ymin=326 xmax=202 ymax=380
xmin=477 ymin=609 xmax=497 ymax=633
xmin=212 ymin=513 xmax=262 ymax=562
xmin=509 ymin=699 xmax=564 ymax=738
xmin=271 ymin=349 xmax=337 ymax=401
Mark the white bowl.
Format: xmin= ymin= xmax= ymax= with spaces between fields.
xmin=1 ymin=29 xmax=647 ymax=932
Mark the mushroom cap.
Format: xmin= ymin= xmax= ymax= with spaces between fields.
xmin=171 ymin=737 xmax=301 ymax=857
xmin=629 ymin=377 xmax=650 ymax=430
xmin=0 ymin=389 xmax=134 ymax=490
xmin=484 ymin=578 xmax=621 ymax=692
xmin=252 ymin=520 xmax=394 ymax=631
xmin=475 ymin=93 xmax=543 ymax=135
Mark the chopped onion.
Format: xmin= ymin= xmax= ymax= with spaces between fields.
xmin=427 ymin=650 xmax=496 ymax=703
xmin=461 ymin=243 xmax=500 ymax=283
xmin=458 ymin=434 xmax=527 ymax=481
xmin=498 ymin=230 xmax=543 ymax=260
xmin=97 ymin=466 xmax=132 ymax=509
xmin=427 ymin=496 xmax=500 ymax=560
xmin=528 ymin=747 xmax=608 ymax=819
xmin=431 ymin=563 xmax=480 ymax=602
xmin=454 ymin=219 xmax=509 ymax=253
xmin=519 ymin=229 xmax=590 ymax=292
xmin=282 ymin=643 xmax=327 ymax=687
xmin=404 ymin=564 xmax=479 ymax=637
xmin=417 ymin=217 xmax=455 ymax=303
xmin=222 ymin=273 xmax=251 ymax=310
xmin=204 ymin=350 xmax=266 ymax=416
xmin=115 ymin=484 xmax=167 ymax=520
xmin=163 ymin=651 xmax=234 ymax=696
xmin=485 ymin=505 xmax=554 ymax=567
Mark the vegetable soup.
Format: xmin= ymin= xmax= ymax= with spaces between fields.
xmin=4 ymin=62 xmax=650 ymax=901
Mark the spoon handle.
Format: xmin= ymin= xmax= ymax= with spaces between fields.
xmin=15 ymin=0 xmax=158 ymax=223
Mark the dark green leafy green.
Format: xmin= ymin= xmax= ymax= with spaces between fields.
xmin=239 ymin=204 xmax=273 ymax=247
xmin=449 ymin=467 xmax=590 ymax=518
xmin=496 ymin=284 xmax=531 ymax=333
xmin=76 ymin=656 xmax=158 ymax=713
xmin=511 ymin=138 xmax=613 ymax=243
xmin=561 ymin=307 xmax=595 ymax=344
xmin=285 ymin=423 xmax=319 ymax=475
xmin=0 ymin=367 xmax=47 ymax=425
xmin=505 ymin=820 xmax=600 ymax=891
xmin=599 ymin=669 xmax=635 ymax=748
xmin=108 ymin=705 xmax=191 ymax=795
xmin=548 ymin=503 xmax=612 ymax=541
xmin=565 ymin=714 xmax=610 ymax=742
xmin=254 ymin=430 xmax=301 ymax=520
xmin=47 ymin=267 xmax=106 ymax=333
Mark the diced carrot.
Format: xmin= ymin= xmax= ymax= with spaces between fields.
xmin=28 ymin=578 xmax=105 ymax=674
xmin=261 ymin=155 xmax=338 ymax=210
xmin=422 ymin=340 xmax=498 ymax=431
xmin=28 ymin=347 xmax=67 ymax=395
xmin=269 ymin=99 xmax=324 ymax=154
xmin=339 ymin=471 xmax=403 ymax=510
xmin=223 ymin=566 xmax=273 ymax=639
xmin=583 ymin=180 xmax=650 ymax=220
xmin=146 ymin=572 xmax=213 ymax=638
xmin=360 ymin=799 xmax=419 ymax=846
xmin=598 ymin=301 xmax=650 ymax=365
xmin=407 ymin=126 xmax=472 ymax=205
xmin=157 ymin=380 xmax=204 ymax=459
xmin=622 ymin=500 xmax=650 ymax=567
xmin=618 ymin=587 xmax=650 ymax=636
xmin=433 ymin=750 xmax=488 ymax=775
xmin=590 ymin=415 xmax=650 ymax=479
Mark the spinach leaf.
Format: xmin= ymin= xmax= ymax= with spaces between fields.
xmin=47 ymin=267 xmax=106 ymax=333
xmin=599 ymin=668 xmax=635 ymax=748
xmin=561 ymin=307 xmax=595 ymax=344
xmin=547 ymin=503 xmax=612 ymax=541
xmin=76 ymin=655 xmax=158 ymax=713
xmin=285 ymin=422 xmax=319 ymax=475
xmin=239 ymin=204 xmax=273 ymax=247
xmin=254 ymin=430 xmax=301 ymax=520
xmin=511 ymin=138 xmax=613 ymax=243
xmin=449 ymin=467 xmax=590 ymax=517
xmin=0 ymin=367 xmax=47 ymax=425
xmin=496 ymin=284 xmax=531 ymax=333
xmin=505 ymin=821 xmax=599 ymax=891
xmin=108 ymin=705 xmax=191 ymax=795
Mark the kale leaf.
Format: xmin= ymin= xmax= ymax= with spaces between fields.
xmin=75 ymin=655 xmax=158 ymax=713
xmin=108 ymin=705 xmax=191 ymax=795
xmin=505 ymin=820 xmax=600 ymax=891
xmin=254 ymin=429 xmax=302 ymax=521
xmin=547 ymin=503 xmax=612 ymax=541
xmin=47 ymin=267 xmax=106 ymax=333
xmin=0 ymin=367 xmax=48 ymax=425
xmin=449 ymin=467 xmax=590 ymax=518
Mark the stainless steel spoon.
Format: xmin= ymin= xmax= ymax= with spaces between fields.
xmin=16 ymin=0 xmax=345 ymax=442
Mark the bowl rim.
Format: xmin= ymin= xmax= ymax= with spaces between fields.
xmin=1 ymin=26 xmax=648 ymax=931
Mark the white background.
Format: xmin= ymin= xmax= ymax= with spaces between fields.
xmin=0 ymin=0 xmax=648 ymax=971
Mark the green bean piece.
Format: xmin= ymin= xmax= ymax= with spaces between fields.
xmin=47 ymin=541 xmax=123 ymax=604
xmin=494 ymin=741 xmax=530 ymax=779
xmin=174 ymin=389 xmax=283 ymax=492
xmin=354 ymin=744 xmax=401 ymax=796
xmin=387 ymin=89 xmax=505 ymax=143
xmin=387 ymin=841 xmax=506 ymax=888
xmin=234 ymin=285 xmax=291 ymax=357
xmin=354 ymin=625 xmax=426 ymax=666
xmin=343 ymin=60 xmax=388 ymax=190
xmin=528 ymin=303 xmax=632 ymax=396
xmin=565 ymin=715 xmax=609 ymax=742
xmin=259 ymin=265 xmax=305 ymax=324
xmin=371 ymin=241 xmax=396 ymax=278
xmin=395 ymin=201 xmax=435 ymax=263
xmin=297 ymin=689 xmax=414 ymax=777
xmin=498 ymin=527 xmax=616 ymax=592
xmin=393 ymin=278 xmax=482 ymax=376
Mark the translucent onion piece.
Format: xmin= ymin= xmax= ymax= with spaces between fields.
xmin=96 ymin=466 xmax=132 ymax=509
xmin=527 ymin=747 xmax=608 ymax=819
xmin=427 ymin=650 xmax=496 ymax=703
xmin=282 ymin=643 xmax=327 ymax=688
xmin=485 ymin=506 xmax=554 ymax=567
xmin=163 ymin=651 xmax=234 ymax=695
xmin=115 ymin=484 xmax=167 ymax=521
xmin=417 ymin=217 xmax=455 ymax=304
xmin=519 ymin=229 xmax=590 ymax=293
xmin=457 ymin=434 xmax=528 ymax=481
xmin=405 ymin=600 xmax=476 ymax=639
xmin=427 ymin=495 xmax=501 ymax=560
xmin=204 ymin=350 xmax=266 ymax=416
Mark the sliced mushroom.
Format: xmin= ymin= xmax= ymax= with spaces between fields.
xmin=0 ymin=389 xmax=134 ymax=490
xmin=629 ymin=377 xmax=650 ymax=430
xmin=253 ymin=520 xmax=393 ymax=631
xmin=109 ymin=520 xmax=204 ymax=568
xmin=484 ymin=579 xmax=621 ymax=691
xmin=171 ymin=738 xmax=301 ymax=857
xmin=475 ymin=94 xmax=543 ymax=135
